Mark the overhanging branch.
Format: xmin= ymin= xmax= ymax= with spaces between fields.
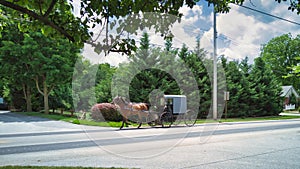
xmin=0 ymin=0 xmax=75 ymax=42
xmin=43 ymin=0 xmax=57 ymax=17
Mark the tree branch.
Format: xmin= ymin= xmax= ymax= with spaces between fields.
xmin=38 ymin=0 xmax=43 ymax=15
xmin=35 ymin=76 xmax=44 ymax=96
xmin=109 ymin=49 xmax=131 ymax=55
xmin=0 ymin=0 xmax=75 ymax=42
xmin=43 ymin=0 xmax=57 ymax=17
xmin=22 ymin=84 xmax=27 ymax=100
xmin=49 ymin=84 xmax=55 ymax=94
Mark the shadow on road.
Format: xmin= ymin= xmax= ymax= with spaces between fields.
xmin=0 ymin=111 xmax=51 ymax=123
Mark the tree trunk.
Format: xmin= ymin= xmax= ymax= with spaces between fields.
xmin=35 ymin=76 xmax=53 ymax=115
xmin=43 ymin=81 xmax=49 ymax=114
xmin=26 ymin=86 xmax=32 ymax=112
xmin=23 ymin=84 xmax=32 ymax=112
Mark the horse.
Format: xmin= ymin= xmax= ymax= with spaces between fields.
xmin=112 ymin=96 xmax=149 ymax=129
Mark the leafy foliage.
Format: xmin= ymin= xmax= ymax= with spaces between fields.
xmin=112 ymin=32 xmax=284 ymax=119
xmin=248 ymin=57 xmax=283 ymax=116
xmin=95 ymin=63 xmax=116 ymax=103
xmin=0 ymin=25 xmax=80 ymax=114
xmin=222 ymin=58 xmax=250 ymax=117
xmin=261 ymin=33 xmax=300 ymax=92
xmin=72 ymin=58 xmax=98 ymax=112
xmin=178 ymin=42 xmax=212 ymax=117
xmin=1 ymin=0 xmax=299 ymax=55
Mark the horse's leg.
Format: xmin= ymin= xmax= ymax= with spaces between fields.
xmin=120 ymin=120 xmax=124 ymax=129
xmin=137 ymin=112 xmax=142 ymax=129
xmin=137 ymin=122 xmax=142 ymax=128
xmin=120 ymin=116 xmax=126 ymax=129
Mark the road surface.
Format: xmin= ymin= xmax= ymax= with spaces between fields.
xmin=0 ymin=111 xmax=300 ymax=169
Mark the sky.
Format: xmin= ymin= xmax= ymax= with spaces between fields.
xmin=74 ymin=0 xmax=300 ymax=66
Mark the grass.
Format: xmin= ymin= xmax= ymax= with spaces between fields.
xmin=15 ymin=111 xmax=300 ymax=128
xmin=15 ymin=111 xmax=124 ymax=128
xmin=0 ymin=166 xmax=129 ymax=169
xmin=219 ymin=115 xmax=300 ymax=123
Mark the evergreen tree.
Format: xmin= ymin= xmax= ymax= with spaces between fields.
xmin=179 ymin=43 xmax=211 ymax=117
xmin=223 ymin=59 xmax=249 ymax=117
xmin=95 ymin=63 xmax=116 ymax=103
xmin=118 ymin=32 xmax=180 ymax=103
xmin=248 ymin=57 xmax=282 ymax=116
xmin=239 ymin=56 xmax=252 ymax=78
xmin=165 ymin=37 xmax=173 ymax=52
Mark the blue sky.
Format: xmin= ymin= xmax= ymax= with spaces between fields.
xmin=188 ymin=0 xmax=300 ymax=62
xmin=74 ymin=0 xmax=300 ymax=65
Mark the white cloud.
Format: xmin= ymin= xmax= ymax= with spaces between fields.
xmin=217 ymin=8 xmax=268 ymax=61
xmin=260 ymin=0 xmax=273 ymax=8
xmin=81 ymin=44 xmax=128 ymax=66
xmin=214 ymin=3 xmax=300 ymax=62
xmin=146 ymin=6 xmax=210 ymax=51
xmin=75 ymin=1 xmax=300 ymax=66
xmin=180 ymin=5 xmax=205 ymax=22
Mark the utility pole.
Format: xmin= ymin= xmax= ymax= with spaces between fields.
xmin=213 ymin=6 xmax=218 ymax=120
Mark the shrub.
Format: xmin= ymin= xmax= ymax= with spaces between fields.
xmin=91 ymin=103 xmax=122 ymax=122
xmin=72 ymin=119 xmax=80 ymax=124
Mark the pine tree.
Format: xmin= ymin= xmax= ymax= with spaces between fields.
xmin=128 ymin=32 xmax=180 ymax=103
xmin=179 ymin=43 xmax=211 ymax=117
xmin=248 ymin=57 xmax=282 ymax=116
xmin=223 ymin=60 xmax=249 ymax=117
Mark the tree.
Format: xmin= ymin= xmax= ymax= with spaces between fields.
xmin=50 ymin=83 xmax=73 ymax=113
xmin=178 ymin=43 xmax=212 ymax=117
xmin=0 ymin=23 xmax=35 ymax=111
xmin=248 ymin=57 xmax=282 ymax=116
xmin=95 ymin=63 xmax=116 ymax=103
xmin=2 ymin=0 xmax=299 ymax=54
xmin=239 ymin=56 xmax=252 ymax=78
xmin=113 ymin=32 xmax=201 ymax=111
xmin=0 ymin=1 xmax=89 ymax=45
xmin=0 ymin=0 xmax=199 ymax=53
xmin=288 ymin=57 xmax=300 ymax=88
xmin=26 ymin=32 xmax=79 ymax=114
xmin=72 ymin=57 xmax=98 ymax=113
xmin=126 ymin=32 xmax=181 ymax=102
xmin=221 ymin=57 xmax=252 ymax=117
xmin=261 ymin=34 xmax=300 ymax=90
xmin=1 ymin=29 xmax=80 ymax=114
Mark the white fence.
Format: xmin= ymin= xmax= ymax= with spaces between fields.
xmin=285 ymin=104 xmax=296 ymax=110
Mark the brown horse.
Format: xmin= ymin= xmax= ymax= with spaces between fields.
xmin=113 ymin=96 xmax=149 ymax=129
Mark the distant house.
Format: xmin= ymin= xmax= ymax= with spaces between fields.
xmin=281 ymin=86 xmax=299 ymax=110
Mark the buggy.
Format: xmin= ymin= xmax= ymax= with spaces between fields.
xmin=149 ymin=95 xmax=197 ymax=127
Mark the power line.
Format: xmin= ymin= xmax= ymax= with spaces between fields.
xmin=237 ymin=5 xmax=300 ymax=26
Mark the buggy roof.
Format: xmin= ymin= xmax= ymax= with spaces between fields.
xmin=164 ymin=95 xmax=186 ymax=98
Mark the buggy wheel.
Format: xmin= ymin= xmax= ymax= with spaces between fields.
xmin=147 ymin=113 xmax=159 ymax=127
xmin=172 ymin=114 xmax=183 ymax=126
xmin=160 ymin=112 xmax=173 ymax=128
xmin=184 ymin=110 xmax=197 ymax=127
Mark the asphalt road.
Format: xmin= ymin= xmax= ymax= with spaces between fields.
xmin=0 ymin=111 xmax=300 ymax=169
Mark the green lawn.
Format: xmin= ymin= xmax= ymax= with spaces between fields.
xmin=15 ymin=111 xmax=300 ymax=128
xmin=15 ymin=111 xmax=124 ymax=128
xmin=219 ymin=115 xmax=300 ymax=122
xmin=0 ymin=167 xmax=129 ymax=169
